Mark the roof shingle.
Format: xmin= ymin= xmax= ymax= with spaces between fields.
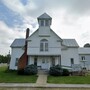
xmin=62 ymin=39 xmax=79 ymax=47
xmin=10 ymin=39 xmax=25 ymax=47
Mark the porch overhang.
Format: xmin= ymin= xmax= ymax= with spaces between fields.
xmin=27 ymin=54 xmax=61 ymax=56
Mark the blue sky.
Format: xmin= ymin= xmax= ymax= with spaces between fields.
xmin=0 ymin=0 xmax=90 ymax=55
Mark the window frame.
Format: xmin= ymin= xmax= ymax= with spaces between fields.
xmin=40 ymin=39 xmax=48 ymax=52
xmin=34 ymin=57 xmax=37 ymax=66
xmin=15 ymin=58 xmax=18 ymax=66
xmin=40 ymin=42 xmax=44 ymax=51
xmin=41 ymin=20 xmax=44 ymax=26
xmin=81 ymin=56 xmax=85 ymax=60
xmin=45 ymin=20 xmax=49 ymax=26
xmin=71 ymin=58 xmax=74 ymax=66
xmin=45 ymin=42 xmax=48 ymax=51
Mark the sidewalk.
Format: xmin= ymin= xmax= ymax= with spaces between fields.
xmin=0 ymin=70 xmax=90 ymax=89
xmin=0 ymin=83 xmax=90 ymax=88
xmin=36 ymin=70 xmax=48 ymax=85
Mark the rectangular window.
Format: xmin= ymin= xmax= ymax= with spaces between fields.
xmin=45 ymin=43 xmax=48 ymax=51
xmin=41 ymin=20 xmax=44 ymax=26
xmin=45 ymin=20 xmax=49 ymax=26
xmin=58 ymin=56 xmax=61 ymax=65
xmin=15 ymin=58 xmax=18 ymax=66
xmin=81 ymin=56 xmax=85 ymax=60
xmin=34 ymin=57 xmax=37 ymax=66
xmin=40 ymin=43 xmax=43 ymax=51
xmin=71 ymin=58 xmax=74 ymax=66
xmin=52 ymin=57 xmax=55 ymax=66
xmin=42 ymin=59 xmax=45 ymax=63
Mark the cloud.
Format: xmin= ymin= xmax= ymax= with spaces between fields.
xmin=1 ymin=0 xmax=90 ymax=55
xmin=1 ymin=0 xmax=90 ymax=17
xmin=0 ymin=21 xmax=25 ymax=55
xmin=45 ymin=0 xmax=90 ymax=15
xmin=1 ymin=0 xmax=39 ymax=17
xmin=1 ymin=0 xmax=26 ymax=15
xmin=0 ymin=19 xmax=38 ymax=55
xmin=0 ymin=0 xmax=38 ymax=31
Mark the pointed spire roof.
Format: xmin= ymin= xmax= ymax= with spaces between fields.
xmin=37 ymin=13 xmax=52 ymax=20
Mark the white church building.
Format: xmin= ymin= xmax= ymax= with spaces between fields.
xmin=9 ymin=13 xmax=90 ymax=71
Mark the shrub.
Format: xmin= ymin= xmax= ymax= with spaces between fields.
xmin=24 ymin=64 xmax=38 ymax=75
xmin=49 ymin=65 xmax=63 ymax=76
xmin=17 ymin=69 xmax=24 ymax=75
xmin=62 ymin=69 xmax=70 ymax=76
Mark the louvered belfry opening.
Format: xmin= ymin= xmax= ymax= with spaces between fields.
xmin=18 ymin=28 xmax=29 ymax=70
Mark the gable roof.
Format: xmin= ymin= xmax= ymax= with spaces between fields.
xmin=50 ymin=29 xmax=63 ymax=41
xmin=37 ymin=13 xmax=52 ymax=20
xmin=27 ymin=29 xmax=63 ymax=42
xmin=78 ymin=48 xmax=90 ymax=54
xmin=62 ymin=39 xmax=79 ymax=47
xmin=10 ymin=39 xmax=25 ymax=48
xmin=11 ymin=38 xmax=79 ymax=48
xmin=26 ymin=29 xmax=38 ymax=41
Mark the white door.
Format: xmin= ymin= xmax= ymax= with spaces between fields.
xmin=41 ymin=58 xmax=49 ymax=69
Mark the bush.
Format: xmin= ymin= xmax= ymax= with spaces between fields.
xmin=62 ymin=69 xmax=69 ymax=76
xmin=17 ymin=69 xmax=24 ymax=75
xmin=49 ymin=65 xmax=63 ymax=76
xmin=24 ymin=64 xmax=38 ymax=75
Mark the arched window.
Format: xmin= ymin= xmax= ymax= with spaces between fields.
xmin=40 ymin=39 xmax=48 ymax=51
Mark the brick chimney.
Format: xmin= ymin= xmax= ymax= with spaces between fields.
xmin=18 ymin=28 xmax=30 ymax=70
xmin=26 ymin=28 xmax=29 ymax=39
xmin=25 ymin=28 xmax=29 ymax=52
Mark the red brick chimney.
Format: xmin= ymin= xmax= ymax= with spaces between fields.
xmin=18 ymin=28 xmax=29 ymax=70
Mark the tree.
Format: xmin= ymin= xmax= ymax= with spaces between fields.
xmin=0 ymin=54 xmax=11 ymax=63
xmin=84 ymin=43 xmax=90 ymax=47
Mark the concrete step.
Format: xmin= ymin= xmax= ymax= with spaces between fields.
xmin=37 ymin=70 xmax=49 ymax=75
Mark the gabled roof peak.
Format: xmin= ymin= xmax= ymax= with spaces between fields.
xmin=37 ymin=13 xmax=52 ymax=19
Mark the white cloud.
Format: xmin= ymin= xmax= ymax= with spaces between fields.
xmin=0 ymin=21 xmax=25 ymax=55
xmin=1 ymin=0 xmax=90 ymax=55
xmin=1 ymin=0 xmax=38 ymax=16
xmin=2 ymin=0 xmax=26 ymax=15
xmin=0 ymin=19 xmax=38 ymax=55
xmin=50 ymin=9 xmax=90 ymax=47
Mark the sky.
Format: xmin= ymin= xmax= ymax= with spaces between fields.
xmin=0 ymin=0 xmax=90 ymax=55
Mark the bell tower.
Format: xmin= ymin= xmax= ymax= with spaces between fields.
xmin=37 ymin=13 xmax=52 ymax=36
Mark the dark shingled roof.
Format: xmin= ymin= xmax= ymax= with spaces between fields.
xmin=62 ymin=39 xmax=79 ymax=47
xmin=37 ymin=13 xmax=52 ymax=19
xmin=10 ymin=39 xmax=25 ymax=48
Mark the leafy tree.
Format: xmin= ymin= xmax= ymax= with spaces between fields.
xmin=84 ymin=43 xmax=90 ymax=47
xmin=0 ymin=54 xmax=11 ymax=63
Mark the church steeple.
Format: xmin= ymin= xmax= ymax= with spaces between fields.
xmin=38 ymin=13 xmax=52 ymax=36
xmin=37 ymin=13 xmax=52 ymax=27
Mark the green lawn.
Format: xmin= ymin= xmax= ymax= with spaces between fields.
xmin=47 ymin=75 xmax=90 ymax=84
xmin=0 ymin=66 xmax=37 ymax=83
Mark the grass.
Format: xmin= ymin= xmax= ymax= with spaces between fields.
xmin=0 ymin=66 xmax=38 ymax=83
xmin=47 ymin=75 xmax=90 ymax=84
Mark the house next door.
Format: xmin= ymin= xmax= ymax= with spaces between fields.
xmin=41 ymin=57 xmax=49 ymax=69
